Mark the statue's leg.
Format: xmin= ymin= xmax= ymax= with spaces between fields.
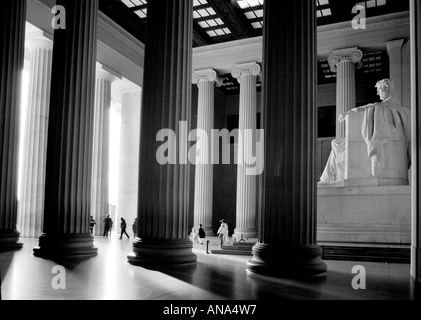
xmin=318 ymin=151 xmax=337 ymax=184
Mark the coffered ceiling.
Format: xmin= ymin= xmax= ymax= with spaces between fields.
xmin=99 ymin=0 xmax=409 ymax=48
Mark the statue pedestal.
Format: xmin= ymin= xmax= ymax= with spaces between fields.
xmin=317 ymin=185 xmax=411 ymax=244
xmin=318 ymin=110 xmax=411 ymax=244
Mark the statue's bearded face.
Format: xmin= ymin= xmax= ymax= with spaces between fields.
xmin=377 ymin=84 xmax=389 ymax=101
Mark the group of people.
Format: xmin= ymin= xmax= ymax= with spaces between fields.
xmin=92 ymin=215 xmax=231 ymax=246
xmin=191 ymin=219 xmax=230 ymax=248
xmin=88 ymin=215 xmax=138 ymax=240
xmin=192 ymin=224 xmax=207 ymax=244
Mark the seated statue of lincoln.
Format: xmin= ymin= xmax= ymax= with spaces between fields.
xmin=318 ymin=79 xmax=411 ymax=185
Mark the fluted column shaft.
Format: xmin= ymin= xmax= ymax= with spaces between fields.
xmin=128 ymin=0 xmax=196 ymax=267
xmin=410 ymin=0 xmax=421 ymax=293
xmin=0 ymin=0 xmax=26 ymax=251
xmin=33 ymin=0 xmax=99 ymax=258
xmin=328 ymin=48 xmax=363 ymax=139
xmin=247 ymin=0 xmax=326 ymax=278
xmin=192 ymin=69 xmax=222 ymax=235
xmin=91 ymin=66 xmax=115 ymax=236
xmin=117 ymin=88 xmax=141 ymax=236
xmin=232 ymin=62 xmax=260 ymax=239
xmin=18 ymin=36 xmax=53 ymax=239
xmin=387 ymin=39 xmax=405 ymax=103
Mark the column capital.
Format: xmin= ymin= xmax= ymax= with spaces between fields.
xmin=386 ymin=39 xmax=405 ymax=54
xmin=192 ymin=69 xmax=223 ymax=87
xmin=26 ymin=30 xmax=53 ymax=50
xmin=328 ymin=47 xmax=363 ymax=72
xmin=232 ymin=62 xmax=261 ymax=80
xmin=96 ymin=63 xmax=118 ymax=84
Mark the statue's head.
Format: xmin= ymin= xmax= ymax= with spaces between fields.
xmin=375 ymin=79 xmax=395 ymax=101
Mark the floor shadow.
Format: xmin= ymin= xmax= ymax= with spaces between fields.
xmin=32 ymin=255 xmax=98 ymax=271
xmin=0 ymin=251 xmax=16 ymax=300
xmin=133 ymin=253 xmax=332 ymax=300
xmin=139 ymin=261 xmax=239 ymax=299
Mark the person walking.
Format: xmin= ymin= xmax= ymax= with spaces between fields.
xmin=109 ymin=218 xmax=113 ymax=237
xmin=198 ymin=224 xmax=206 ymax=245
xmin=119 ymin=218 xmax=130 ymax=240
xmin=89 ymin=216 xmax=96 ymax=234
xmin=132 ymin=218 xmax=138 ymax=238
xmin=217 ymin=219 xmax=229 ymax=246
xmin=103 ymin=215 xmax=111 ymax=237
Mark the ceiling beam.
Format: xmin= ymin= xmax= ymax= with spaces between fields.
xmin=129 ymin=4 xmax=147 ymax=12
xmin=99 ymin=0 xmax=146 ymax=43
xmin=207 ymin=0 xmax=255 ymax=39
xmin=193 ymin=22 xmax=211 ymax=47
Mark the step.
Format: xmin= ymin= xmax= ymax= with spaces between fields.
xmin=221 ymin=245 xmax=253 ymax=251
xmin=211 ymin=249 xmax=253 ymax=256
xmin=320 ymin=245 xmax=410 ymax=263
xmin=232 ymin=242 xmax=255 ymax=248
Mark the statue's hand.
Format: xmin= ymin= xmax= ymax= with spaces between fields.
xmin=338 ymin=108 xmax=360 ymax=123
xmin=338 ymin=112 xmax=348 ymax=123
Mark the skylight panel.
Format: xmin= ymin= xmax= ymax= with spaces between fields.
xmin=121 ymin=0 xmax=148 ymax=19
xmin=321 ymin=9 xmax=332 ymax=16
xmin=207 ymin=19 xmax=217 ymax=27
xmin=121 ymin=0 xmax=135 ymax=8
xmin=236 ymin=0 xmax=264 ymax=29
xmin=207 ymin=30 xmax=217 ymax=37
xmin=193 ymin=2 xmax=232 ymax=38
xmin=197 ymin=9 xmax=210 ymax=17
xmin=134 ymin=10 xmax=146 ymax=18
xmin=316 ymin=0 xmax=332 ymax=18
xmin=255 ymin=9 xmax=263 ymax=18
xmin=198 ymin=21 xmax=209 ymax=28
xmin=251 ymin=21 xmax=263 ymax=29
xmin=215 ymin=18 xmax=223 ymax=25
xmin=356 ymin=0 xmax=387 ymax=9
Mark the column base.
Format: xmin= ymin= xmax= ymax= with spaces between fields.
xmin=247 ymin=243 xmax=327 ymax=279
xmin=128 ymin=238 xmax=197 ymax=267
xmin=234 ymin=229 xmax=258 ymax=240
xmin=411 ymin=276 xmax=421 ymax=300
xmin=0 ymin=230 xmax=23 ymax=252
xmin=33 ymin=233 xmax=98 ymax=259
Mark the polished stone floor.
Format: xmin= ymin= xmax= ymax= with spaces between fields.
xmin=0 ymin=235 xmax=412 ymax=300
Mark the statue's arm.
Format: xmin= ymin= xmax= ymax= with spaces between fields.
xmin=351 ymin=103 xmax=376 ymax=113
xmin=338 ymin=104 xmax=376 ymax=123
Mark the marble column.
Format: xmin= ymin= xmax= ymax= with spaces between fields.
xmin=328 ymin=47 xmax=363 ymax=139
xmin=410 ymin=0 xmax=421 ymax=294
xmin=18 ymin=33 xmax=53 ymax=239
xmin=247 ymin=0 xmax=327 ymax=278
xmin=91 ymin=65 xmax=116 ymax=236
xmin=33 ymin=0 xmax=99 ymax=258
xmin=232 ymin=62 xmax=261 ymax=240
xmin=387 ymin=39 xmax=405 ymax=103
xmin=0 ymin=0 xmax=26 ymax=251
xmin=127 ymin=0 xmax=196 ymax=267
xmin=192 ymin=69 xmax=222 ymax=235
xmin=117 ymin=87 xmax=141 ymax=235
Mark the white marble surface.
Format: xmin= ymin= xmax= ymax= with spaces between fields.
xmin=318 ymin=185 xmax=411 ymax=244
xmin=0 ymin=237 xmax=412 ymax=300
xmin=345 ymin=111 xmax=409 ymax=181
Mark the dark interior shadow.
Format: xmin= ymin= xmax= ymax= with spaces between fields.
xmin=139 ymin=262 xmax=238 ymax=299
xmin=246 ymin=269 xmax=329 ymax=300
xmin=133 ymin=256 xmax=331 ymax=300
xmin=32 ymin=255 xmax=98 ymax=271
